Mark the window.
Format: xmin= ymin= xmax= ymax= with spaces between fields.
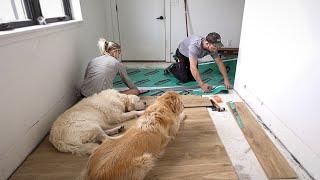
xmin=0 ymin=0 xmax=29 ymax=22
xmin=0 ymin=0 xmax=72 ymax=31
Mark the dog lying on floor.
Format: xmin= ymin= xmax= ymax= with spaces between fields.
xmin=49 ymin=89 xmax=146 ymax=155
xmin=81 ymin=91 xmax=186 ymax=180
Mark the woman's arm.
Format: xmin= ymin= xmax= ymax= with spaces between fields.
xmin=117 ymin=63 xmax=137 ymax=89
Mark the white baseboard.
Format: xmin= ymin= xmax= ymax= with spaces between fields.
xmin=235 ymin=83 xmax=320 ymax=179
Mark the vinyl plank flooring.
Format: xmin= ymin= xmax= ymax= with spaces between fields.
xmin=141 ymin=95 xmax=212 ymax=108
xmin=232 ymin=102 xmax=297 ymax=179
xmin=145 ymin=108 xmax=238 ymax=180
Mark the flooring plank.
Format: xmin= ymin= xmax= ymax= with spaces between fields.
xmin=232 ymin=102 xmax=297 ymax=179
xmin=141 ymin=95 xmax=212 ymax=108
xmin=145 ymin=108 xmax=238 ymax=180
xmin=181 ymin=95 xmax=212 ymax=108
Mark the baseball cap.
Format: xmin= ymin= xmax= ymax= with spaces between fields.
xmin=206 ymin=32 xmax=224 ymax=48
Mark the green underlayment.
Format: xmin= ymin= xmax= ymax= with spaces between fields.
xmin=114 ymin=58 xmax=237 ymax=96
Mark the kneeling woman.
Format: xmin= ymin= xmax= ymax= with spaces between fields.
xmin=80 ymin=38 xmax=140 ymax=97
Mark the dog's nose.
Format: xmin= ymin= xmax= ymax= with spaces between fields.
xmin=143 ymin=102 xmax=147 ymax=105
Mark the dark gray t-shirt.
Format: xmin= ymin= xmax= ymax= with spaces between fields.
xmin=178 ymin=35 xmax=219 ymax=61
xmin=80 ymin=55 xmax=135 ymax=97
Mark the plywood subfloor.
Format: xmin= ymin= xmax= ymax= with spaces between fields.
xmin=232 ymin=102 xmax=297 ymax=179
xmin=10 ymin=97 xmax=235 ymax=180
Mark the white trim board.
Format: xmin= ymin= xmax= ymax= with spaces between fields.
xmin=165 ymin=0 xmax=171 ymax=62
xmin=235 ymin=84 xmax=320 ymax=179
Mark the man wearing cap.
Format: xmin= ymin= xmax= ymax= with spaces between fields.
xmin=173 ymin=32 xmax=231 ymax=92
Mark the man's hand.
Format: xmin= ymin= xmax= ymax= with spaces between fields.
xmin=200 ymin=83 xmax=212 ymax=92
xmin=224 ymin=79 xmax=232 ymax=89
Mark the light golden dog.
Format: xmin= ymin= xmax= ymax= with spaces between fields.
xmin=81 ymin=92 xmax=185 ymax=180
xmin=49 ymin=89 xmax=146 ymax=155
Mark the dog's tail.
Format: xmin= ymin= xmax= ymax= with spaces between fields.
xmin=50 ymin=139 xmax=99 ymax=155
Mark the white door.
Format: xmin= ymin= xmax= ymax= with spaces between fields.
xmin=116 ymin=0 xmax=166 ymax=61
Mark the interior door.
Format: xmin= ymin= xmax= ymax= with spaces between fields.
xmin=116 ymin=0 xmax=166 ymax=61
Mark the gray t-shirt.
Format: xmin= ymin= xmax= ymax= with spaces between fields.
xmin=178 ymin=35 xmax=219 ymax=61
xmin=80 ymin=55 xmax=135 ymax=97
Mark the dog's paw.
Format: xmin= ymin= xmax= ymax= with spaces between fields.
xmin=179 ymin=112 xmax=186 ymax=121
xmin=118 ymin=125 xmax=125 ymax=133
xmin=136 ymin=110 xmax=145 ymax=116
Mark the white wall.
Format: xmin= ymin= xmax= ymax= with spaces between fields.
xmin=170 ymin=0 xmax=245 ymax=61
xmin=0 ymin=0 xmax=109 ymax=179
xmin=106 ymin=0 xmax=244 ymax=62
xmin=235 ymin=0 xmax=320 ymax=178
xmin=187 ymin=0 xmax=244 ymax=48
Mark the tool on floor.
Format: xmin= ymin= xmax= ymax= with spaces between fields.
xmin=210 ymin=99 xmax=225 ymax=112
xmin=212 ymin=95 xmax=223 ymax=103
xmin=227 ymin=101 xmax=244 ymax=128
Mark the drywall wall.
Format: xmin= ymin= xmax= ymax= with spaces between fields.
xmin=106 ymin=0 xmax=245 ymax=62
xmin=0 ymin=0 xmax=109 ymax=179
xmin=235 ymin=0 xmax=320 ymax=178
xmin=170 ymin=0 xmax=245 ymax=61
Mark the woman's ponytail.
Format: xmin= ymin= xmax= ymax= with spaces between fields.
xmin=97 ymin=38 xmax=121 ymax=55
xmin=97 ymin=38 xmax=108 ymax=55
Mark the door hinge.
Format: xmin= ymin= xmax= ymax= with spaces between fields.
xmin=116 ymin=4 xmax=118 ymax=12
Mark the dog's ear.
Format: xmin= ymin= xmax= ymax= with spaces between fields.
xmin=160 ymin=92 xmax=183 ymax=114
xmin=126 ymin=95 xmax=140 ymax=111
xmin=118 ymin=93 xmax=131 ymax=111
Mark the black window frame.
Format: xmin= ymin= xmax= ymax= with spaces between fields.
xmin=0 ymin=0 xmax=73 ymax=31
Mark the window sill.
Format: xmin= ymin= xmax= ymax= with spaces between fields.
xmin=0 ymin=20 xmax=83 ymax=46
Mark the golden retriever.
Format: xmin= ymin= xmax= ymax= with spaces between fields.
xmin=81 ymin=91 xmax=185 ymax=180
xmin=49 ymin=89 xmax=146 ymax=155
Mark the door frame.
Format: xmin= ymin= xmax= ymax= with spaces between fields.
xmin=108 ymin=0 xmax=172 ymax=62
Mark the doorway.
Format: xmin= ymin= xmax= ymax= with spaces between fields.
xmin=115 ymin=0 xmax=166 ymax=61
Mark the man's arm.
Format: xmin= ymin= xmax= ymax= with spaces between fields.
xmin=189 ymin=57 xmax=212 ymax=92
xmin=214 ymin=57 xmax=231 ymax=89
